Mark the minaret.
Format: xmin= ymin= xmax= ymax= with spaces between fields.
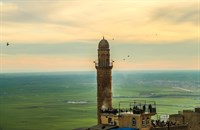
xmin=95 ymin=37 xmax=113 ymax=124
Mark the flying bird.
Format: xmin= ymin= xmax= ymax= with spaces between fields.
xmin=155 ymin=33 xmax=158 ymax=37
xmin=6 ymin=42 xmax=9 ymax=46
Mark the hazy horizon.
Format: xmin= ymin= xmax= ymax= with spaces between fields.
xmin=1 ymin=69 xmax=199 ymax=74
xmin=0 ymin=71 xmax=199 ymax=129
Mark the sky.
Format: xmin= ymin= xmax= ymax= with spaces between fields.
xmin=0 ymin=0 xmax=199 ymax=72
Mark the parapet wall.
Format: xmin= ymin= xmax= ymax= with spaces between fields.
xmin=183 ymin=109 xmax=200 ymax=130
xmin=151 ymin=125 xmax=188 ymax=130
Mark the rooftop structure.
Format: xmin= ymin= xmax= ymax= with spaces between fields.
xmin=100 ymin=100 xmax=157 ymax=129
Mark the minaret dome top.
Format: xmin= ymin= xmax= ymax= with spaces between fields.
xmin=98 ymin=37 xmax=109 ymax=49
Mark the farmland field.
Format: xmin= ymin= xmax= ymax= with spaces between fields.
xmin=0 ymin=71 xmax=199 ymax=130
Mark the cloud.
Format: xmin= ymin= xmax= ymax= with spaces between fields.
xmin=151 ymin=3 xmax=198 ymax=24
xmin=2 ymin=1 xmax=198 ymax=44
xmin=114 ymin=58 xmax=198 ymax=70
xmin=2 ymin=3 xmax=42 ymax=23
xmin=1 ymin=0 xmax=198 ymax=72
xmin=2 ymin=53 xmax=197 ymax=73
xmin=2 ymin=40 xmax=198 ymax=71
xmin=2 ymin=40 xmax=197 ymax=56
xmin=2 ymin=54 xmax=95 ymax=72
xmin=1 ymin=42 xmax=97 ymax=57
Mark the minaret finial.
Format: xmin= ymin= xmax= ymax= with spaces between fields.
xmin=103 ymin=36 xmax=104 ymax=39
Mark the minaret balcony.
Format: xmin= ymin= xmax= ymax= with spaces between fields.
xmin=94 ymin=60 xmax=114 ymax=68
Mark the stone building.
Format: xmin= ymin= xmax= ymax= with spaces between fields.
xmin=169 ymin=108 xmax=200 ymax=130
xmin=74 ymin=38 xmax=199 ymax=130
xmin=94 ymin=37 xmax=114 ymax=124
